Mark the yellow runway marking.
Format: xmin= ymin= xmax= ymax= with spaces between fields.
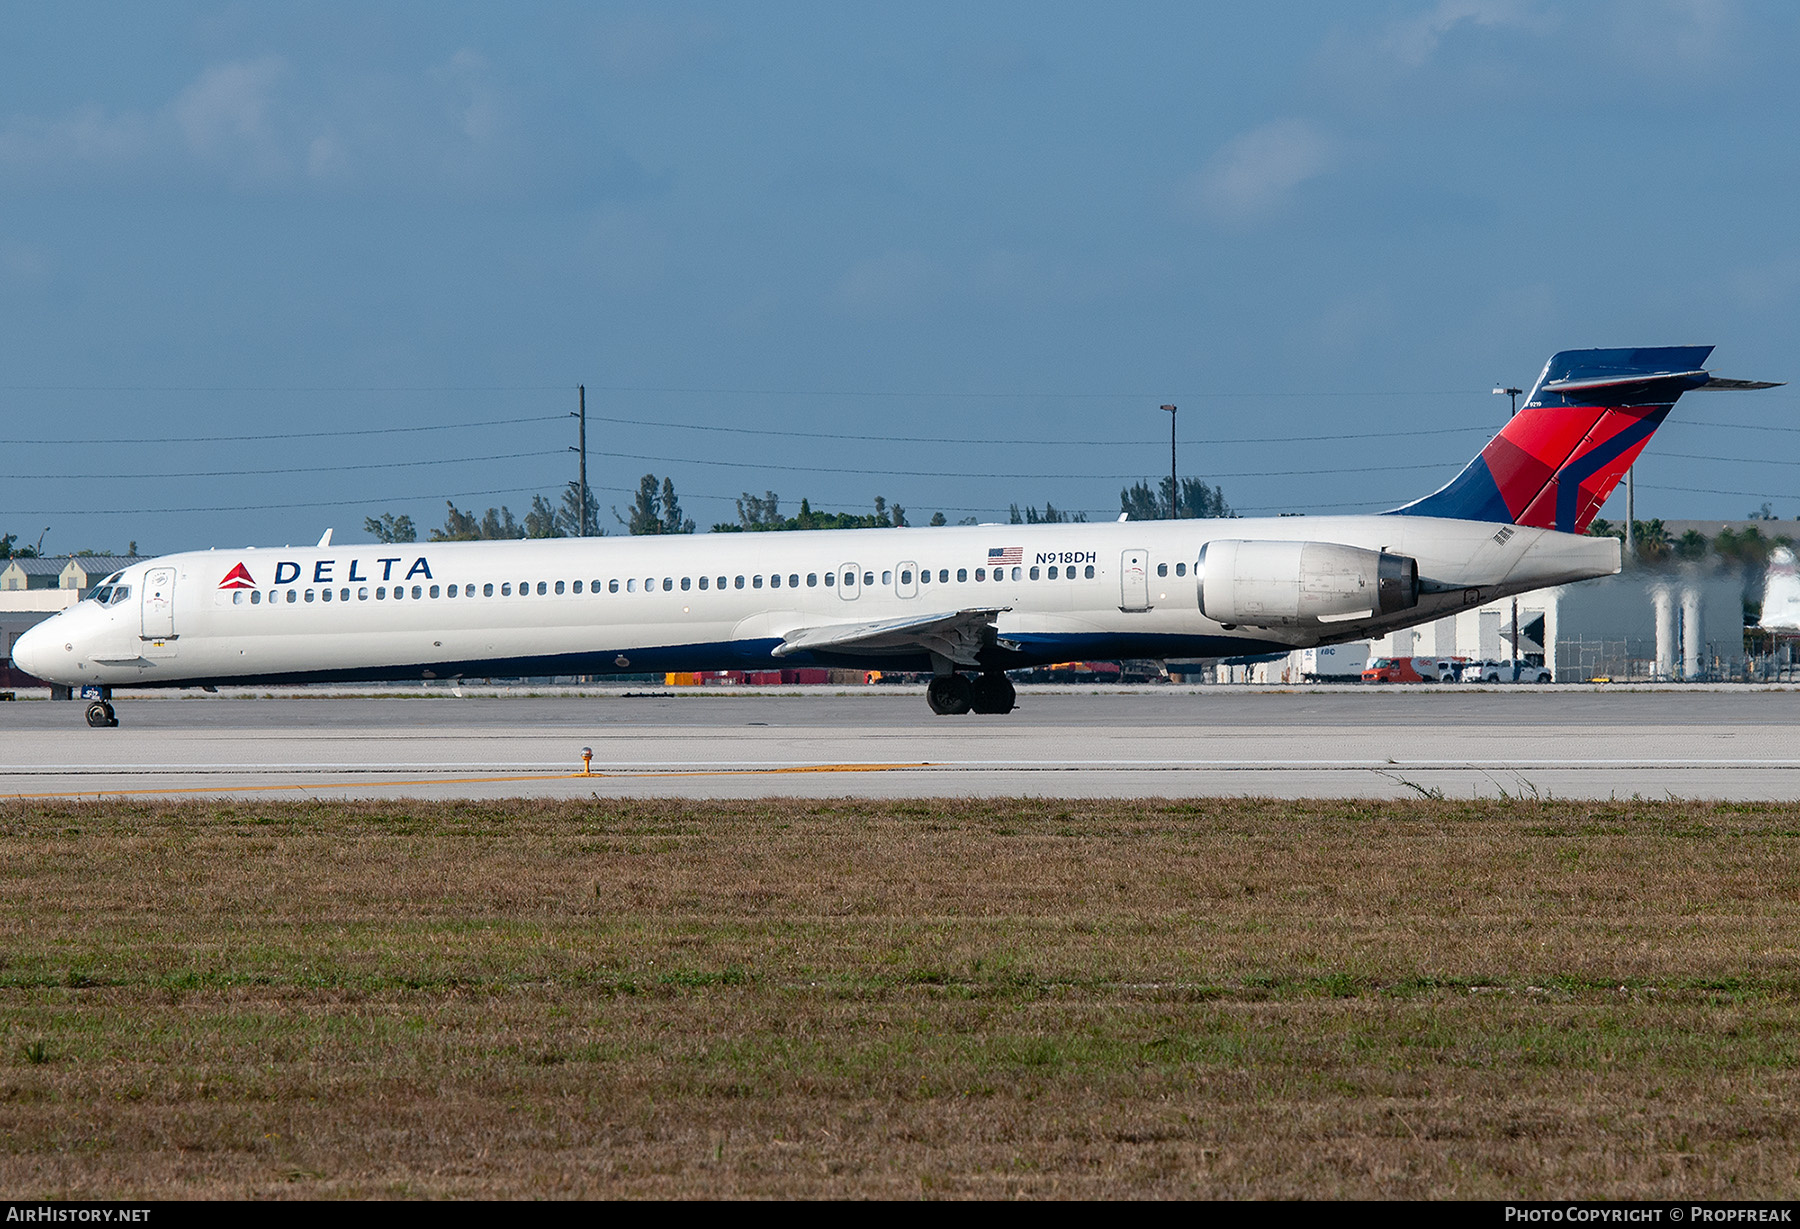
xmin=2 ymin=762 xmax=928 ymax=801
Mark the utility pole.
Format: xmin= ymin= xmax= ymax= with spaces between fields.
xmin=571 ymin=385 xmax=589 ymax=537
xmin=1162 ymin=404 xmax=1178 ymax=518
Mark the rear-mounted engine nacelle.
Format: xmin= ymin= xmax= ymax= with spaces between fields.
xmin=1197 ymin=540 xmax=1419 ymax=628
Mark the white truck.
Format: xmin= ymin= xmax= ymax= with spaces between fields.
xmin=1297 ymin=644 xmax=1371 ymax=682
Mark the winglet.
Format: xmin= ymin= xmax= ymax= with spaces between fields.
xmin=317 ymin=528 xmax=334 ymax=548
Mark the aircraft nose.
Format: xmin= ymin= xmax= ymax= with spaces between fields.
xmin=11 ymin=620 xmax=62 ymax=683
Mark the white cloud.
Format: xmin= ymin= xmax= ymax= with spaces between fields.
xmin=1186 ymin=119 xmax=1337 ymax=223
xmin=170 ymin=57 xmax=290 ymax=183
xmin=1380 ymin=0 xmax=1547 ymax=67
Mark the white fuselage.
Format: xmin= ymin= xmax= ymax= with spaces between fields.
xmin=14 ymin=516 xmax=1619 ymax=688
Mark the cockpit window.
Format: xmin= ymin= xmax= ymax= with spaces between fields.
xmin=89 ymin=586 xmax=112 ymax=604
xmin=110 ymin=585 xmax=130 ymax=605
xmin=103 ymin=572 xmax=124 ymax=585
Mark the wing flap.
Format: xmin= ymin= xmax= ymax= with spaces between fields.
xmin=771 ymin=607 xmax=1005 ymax=668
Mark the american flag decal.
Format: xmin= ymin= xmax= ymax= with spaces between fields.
xmin=988 ymin=546 xmax=1023 ymax=566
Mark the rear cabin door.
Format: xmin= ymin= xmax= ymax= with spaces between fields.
xmin=141 ymin=567 xmax=176 ymax=646
xmin=1119 ymin=550 xmax=1150 ymax=612
xmin=838 ymin=563 xmax=860 ymax=600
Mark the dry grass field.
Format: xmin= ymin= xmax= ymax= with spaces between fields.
xmin=2 ymin=795 xmax=1799 ymax=1198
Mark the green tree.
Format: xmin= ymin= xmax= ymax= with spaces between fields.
xmin=1674 ymin=529 xmax=1708 ymax=561
xmin=430 ymin=502 xmax=524 ymax=542
xmin=363 ymin=512 xmax=417 ymax=544
xmin=615 ymin=474 xmax=695 ymax=535
xmin=710 ymin=492 xmax=906 ymax=533
xmin=1009 ymin=502 xmax=1088 ymax=524
xmin=555 ymin=481 xmax=600 ymax=537
xmin=1122 ymin=477 xmax=1232 ymax=520
xmin=929 ymin=512 xmax=947 ymax=527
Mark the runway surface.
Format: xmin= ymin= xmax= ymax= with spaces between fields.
xmin=1 ymin=684 xmax=1796 ymax=801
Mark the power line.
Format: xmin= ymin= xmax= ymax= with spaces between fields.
xmin=11 ymin=450 xmax=564 ymax=481
xmin=594 ymin=449 xmax=1462 ymax=481
xmin=0 ymin=415 xmax=562 ymax=446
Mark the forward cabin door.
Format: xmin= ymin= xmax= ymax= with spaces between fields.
xmin=1120 ymin=550 xmax=1150 ymax=612
xmin=141 ymin=567 xmax=177 ymax=654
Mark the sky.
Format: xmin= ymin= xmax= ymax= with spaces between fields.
xmin=2 ymin=0 xmax=1798 ymax=555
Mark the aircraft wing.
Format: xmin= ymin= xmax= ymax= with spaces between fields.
xmin=771 ymin=607 xmax=1006 ymax=668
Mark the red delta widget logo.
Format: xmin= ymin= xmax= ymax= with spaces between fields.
xmin=218 ymin=563 xmax=256 ymax=590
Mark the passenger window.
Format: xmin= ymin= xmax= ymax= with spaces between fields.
xmin=376 ymin=587 xmax=386 ymax=600
xmin=483 ymin=583 xmax=493 ymax=596
xmin=626 ymin=580 xmax=635 ymax=593
xmin=919 ymin=570 xmax=929 ymax=584
xmin=538 ymin=581 xmax=548 ymax=595
xmin=321 ymin=589 xmax=332 ymax=603
xmin=753 ymin=575 xmax=763 ymax=589
xmin=680 ymin=577 xmax=691 ymax=591
xmin=306 ymin=589 xmax=316 ymax=603
xmin=251 ymin=591 xmax=261 ymax=605
xmin=975 ymin=568 xmax=986 ymax=581
xmin=900 ymin=570 xmax=912 ymax=585
xmin=735 ymin=576 xmax=745 ymax=589
xmin=1176 ymin=562 xmax=1187 ymax=577
xmin=1084 ymin=565 xmax=1095 ymax=579
xmin=572 ymin=581 xmax=583 ymax=594
xmin=882 ymin=570 xmax=892 ymax=584
xmin=427 ymin=585 xmax=438 ymax=598
xmin=1029 ymin=566 xmax=1040 ymax=580
xmin=698 ymin=576 xmax=708 ymax=590
xmin=789 ymin=574 xmax=799 ymax=588
xmin=770 ymin=575 xmax=781 ymax=588
xmin=662 ymin=578 xmax=673 ymax=591
xmin=717 ymin=576 xmax=727 ymax=589
xmin=409 ymin=585 xmax=420 ymax=598
xmin=232 ymin=590 xmax=243 ymax=605
xmin=1157 ymin=563 xmax=1168 ymax=578
xmin=807 ymin=573 xmax=817 ymax=587
xmin=609 ymin=580 xmax=619 ymax=594
xmin=939 ymin=570 xmax=949 ymax=583
xmin=645 ymin=578 xmax=654 ymax=591
xmin=555 ymin=580 xmax=565 ymax=595
xmin=288 ymin=590 xmax=298 ymax=603
xmin=862 ymin=572 xmax=873 ymax=586
xmin=358 ymin=587 xmax=368 ymax=600
xmin=957 ymin=569 xmax=967 ymax=582
xmin=824 ymin=572 xmax=834 ymax=587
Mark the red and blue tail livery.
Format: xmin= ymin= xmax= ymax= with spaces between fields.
xmin=1392 ymin=346 xmax=1774 ymax=534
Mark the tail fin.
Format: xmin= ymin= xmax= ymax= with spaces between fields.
xmin=1392 ymin=345 xmax=1719 ymax=533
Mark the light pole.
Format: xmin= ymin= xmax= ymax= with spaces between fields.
xmin=1493 ymin=385 xmax=1523 ymax=417
xmin=1162 ymin=404 xmax=1178 ymax=518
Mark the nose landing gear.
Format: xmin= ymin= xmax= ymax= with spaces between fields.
xmin=85 ymin=700 xmax=118 ymax=728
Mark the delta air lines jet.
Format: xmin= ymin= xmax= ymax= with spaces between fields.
xmin=14 ymin=346 xmax=1778 ymax=727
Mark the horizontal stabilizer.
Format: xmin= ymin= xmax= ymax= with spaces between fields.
xmin=773 ymin=607 xmax=1004 ymax=668
xmin=1698 ymin=376 xmax=1787 ymax=391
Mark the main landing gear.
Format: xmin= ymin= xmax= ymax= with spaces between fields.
xmin=85 ymin=700 xmax=118 ymax=728
xmin=926 ymin=671 xmax=1016 ymax=716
